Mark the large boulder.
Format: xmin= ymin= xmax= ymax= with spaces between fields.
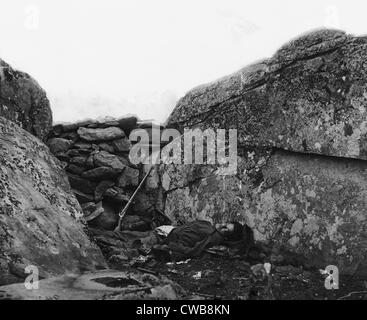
xmin=161 ymin=29 xmax=367 ymax=275
xmin=0 ymin=117 xmax=107 ymax=285
xmin=167 ymin=29 xmax=367 ymax=161
xmin=0 ymin=58 xmax=52 ymax=141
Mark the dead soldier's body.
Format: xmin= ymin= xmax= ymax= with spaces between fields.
xmin=92 ymin=220 xmax=254 ymax=261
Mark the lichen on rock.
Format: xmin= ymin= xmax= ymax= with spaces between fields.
xmin=0 ymin=117 xmax=107 ymax=285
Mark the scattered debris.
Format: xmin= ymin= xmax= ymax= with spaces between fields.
xmin=167 ymin=259 xmax=191 ymax=266
xmin=136 ymin=267 xmax=158 ymax=276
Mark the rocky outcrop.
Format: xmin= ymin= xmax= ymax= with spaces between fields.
xmin=167 ymin=29 xmax=367 ymax=161
xmin=47 ymin=117 xmax=167 ymax=232
xmin=0 ymin=117 xmax=107 ymax=285
xmin=0 ymin=58 xmax=52 ymax=141
xmin=161 ymin=29 xmax=367 ymax=275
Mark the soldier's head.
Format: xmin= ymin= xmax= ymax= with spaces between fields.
xmin=215 ymin=221 xmax=244 ymax=241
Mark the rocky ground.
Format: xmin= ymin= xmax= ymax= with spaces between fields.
xmin=95 ymin=236 xmax=367 ymax=300
xmin=111 ymin=253 xmax=367 ymax=300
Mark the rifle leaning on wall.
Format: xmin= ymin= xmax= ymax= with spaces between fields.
xmin=114 ymin=165 xmax=154 ymax=232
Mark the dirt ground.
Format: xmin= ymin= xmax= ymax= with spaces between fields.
xmin=95 ymin=230 xmax=367 ymax=301
xmin=110 ymin=253 xmax=367 ymax=300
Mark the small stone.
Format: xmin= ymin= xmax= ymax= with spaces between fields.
xmin=275 ymin=265 xmax=303 ymax=274
xmin=72 ymin=189 xmax=94 ymax=203
xmin=108 ymin=254 xmax=129 ymax=264
xmin=47 ymin=138 xmax=73 ymax=155
xmin=62 ymin=120 xmax=93 ymax=132
xmin=270 ymin=253 xmax=284 ymax=263
xmin=122 ymin=215 xmax=142 ymax=225
xmin=68 ymin=174 xmax=96 ymax=194
xmin=117 ymin=116 xmax=138 ymax=134
xmin=55 ymin=153 xmax=70 ymax=162
xmin=51 ymin=125 xmax=63 ymax=137
xmin=144 ymin=165 xmax=159 ymax=190
xmin=90 ymin=117 xmax=121 ymax=128
xmin=112 ymin=138 xmax=132 ymax=153
xmin=99 ymin=143 xmax=115 ymax=153
xmin=118 ymin=155 xmax=132 ymax=167
xmin=94 ymin=151 xmax=127 ymax=171
xmin=78 ymin=127 xmax=125 ymax=142
xmin=86 ymin=155 xmax=95 ymax=169
xmin=60 ymin=132 xmax=79 ymax=142
xmin=74 ymin=142 xmax=94 ymax=150
xmin=66 ymin=149 xmax=82 ymax=157
xmin=82 ymin=202 xmax=104 ymax=222
xmin=99 ymin=120 xmax=120 ymax=128
xmin=130 ymin=192 xmax=156 ymax=214
xmin=86 ymin=123 xmax=98 ymax=129
xmin=251 ymin=264 xmax=266 ymax=278
xmin=81 ymin=167 xmax=121 ymax=181
xmin=80 ymin=148 xmax=95 ymax=155
xmin=70 ymin=156 xmax=87 ymax=167
xmin=88 ymin=202 xmax=119 ymax=231
xmin=66 ymin=164 xmax=85 ymax=175
xmin=81 ymin=202 xmax=96 ymax=212
xmin=117 ymin=167 xmax=139 ymax=188
xmin=95 ymin=180 xmax=115 ymax=201
xmin=104 ymin=187 xmax=130 ymax=203
xmin=59 ymin=161 xmax=68 ymax=169
xmin=121 ymin=215 xmax=150 ymax=231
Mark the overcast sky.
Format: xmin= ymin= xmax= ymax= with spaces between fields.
xmin=1 ymin=0 xmax=367 ymax=124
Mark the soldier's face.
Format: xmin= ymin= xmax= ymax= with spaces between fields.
xmin=215 ymin=223 xmax=235 ymax=235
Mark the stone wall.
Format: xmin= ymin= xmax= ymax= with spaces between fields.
xmin=47 ymin=116 xmax=167 ymax=232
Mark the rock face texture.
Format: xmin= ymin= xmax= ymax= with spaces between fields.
xmin=0 ymin=58 xmax=52 ymax=141
xmin=162 ymin=29 xmax=367 ymax=275
xmin=161 ymin=150 xmax=367 ymax=274
xmin=168 ymin=29 xmax=367 ymax=161
xmin=0 ymin=117 xmax=107 ymax=285
xmin=47 ymin=117 xmax=167 ymax=232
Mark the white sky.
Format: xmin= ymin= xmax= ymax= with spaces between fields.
xmin=1 ymin=0 xmax=367 ymax=124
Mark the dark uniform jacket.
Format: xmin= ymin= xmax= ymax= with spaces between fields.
xmin=165 ymin=220 xmax=224 ymax=260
